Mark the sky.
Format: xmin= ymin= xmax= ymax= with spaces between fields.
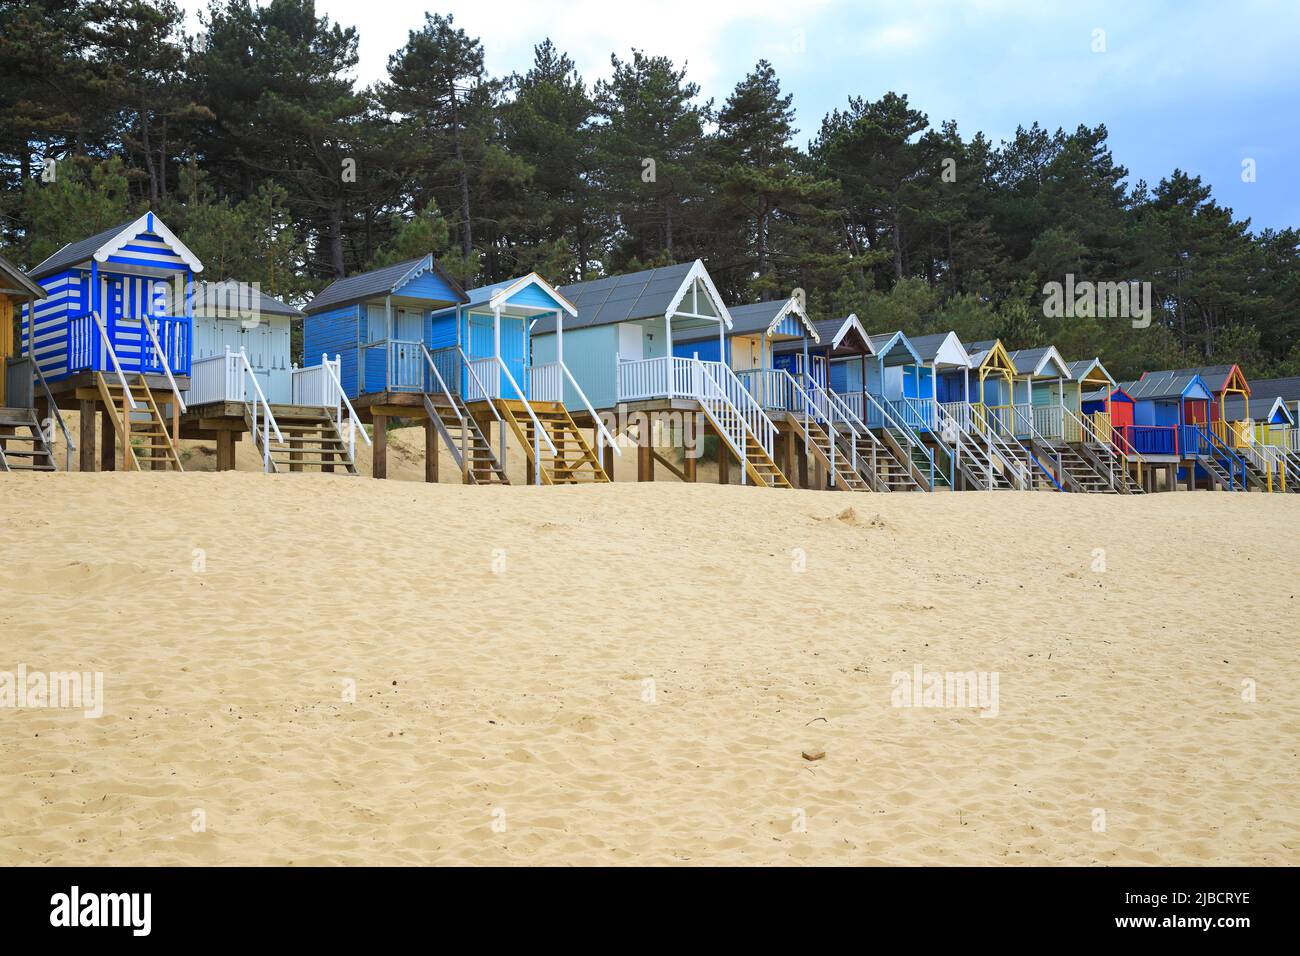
xmin=177 ymin=0 xmax=1300 ymax=232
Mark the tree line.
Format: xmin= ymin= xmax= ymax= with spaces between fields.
xmin=2 ymin=0 xmax=1297 ymax=380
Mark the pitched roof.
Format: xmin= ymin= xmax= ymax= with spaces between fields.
xmin=193 ymin=281 xmax=304 ymax=319
xmin=540 ymin=260 xmax=730 ymax=334
xmin=0 ymin=251 xmax=45 ymax=300
xmin=1224 ymin=394 xmax=1292 ymax=424
xmin=1008 ymin=345 xmax=1069 ymax=377
xmin=1247 ymin=376 xmax=1300 ymax=403
xmin=1067 ymin=357 xmax=1116 ymax=386
xmin=306 ymin=255 xmax=468 ymax=314
xmin=678 ymin=295 xmax=817 ymax=343
xmin=29 ymin=212 xmax=203 ymax=279
xmin=1155 ymin=365 xmax=1247 ymax=394
xmin=908 ymin=331 xmax=970 ymax=366
xmin=1123 ymin=370 xmax=1211 ymax=401
xmin=458 ymin=272 xmax=576 ymax=315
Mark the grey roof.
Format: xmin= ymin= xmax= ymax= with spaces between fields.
xmin=1159 ymin=365 xmax=1239 ymax=393
xmin=538 ymin=262 xmax=697 ymax=334
xmin=1125 ymin=370 xmax=1209 ymax=400
xmin=194 ymin=281 xmax=304 ymax=319
xmin=306 ymin=255 xmax=467 ymax=314
xmin=0 ymin=251 xmax=45 ymax=299
xmin=675 ymin=299 xmax=789 ymax=343
xmin=1008 ymin=346 xmax=1067 ymax=377
xmin=29 ymin=219 xmax=137 ymax=280
xmin=1245 ymin=376 xmax=1300 ymax=403
xmin=908 ymin=332 xmax=960 ymax=364
xmin=869 ymin=330 xmax=920 ymax=363
xmin=1068 ymin=358 xmax=1105 ymax=381
xmin=774 ymin=316 xmax=872 ymax=355
xmin=1224 ymin=394 xmax=1293 ymax=424
xmin=966 ymin=339 xmax=998 ymax=365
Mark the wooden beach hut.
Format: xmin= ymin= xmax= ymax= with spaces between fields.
xmin=962 ymin=339 xmax=1060 ymax=489
xmin=768 ymin=313 xmax=928 ymax=492
xmin=304 ymin=260 xmax=609 ymax=483
xmin=1064 ymin=357 xmax=1144 ymax=493
xmin=532 ymin=261 xmax=791 ymax=488
xmin=1122 ymin=370 xmax=1249 ymax=490
xmin=1 ymin=253 xmax=67 ymax=471
xmin=180 ymin=282 xmax=367 ymax=474
xmin=20 ymin=212 xmax=197 ymax=472
xmin=905 ymin=331 xmax=1022 ymax=491
xmin=1007 ymin=346 xmax=1117 ymax=493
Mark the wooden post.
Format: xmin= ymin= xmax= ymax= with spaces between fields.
xmin=121 ymin=388 xmax=131 ymax=471
xmin=796 ymin=437 xmax=809 ymax=489
xmin=289 ymin=436 xmax=303 ymax=473
xmin=637 ymin=440 xmax=654 ymax=481
xmin=425 ymin=417 xmax=439 ymax=483
xmin=717 ymin=439 xmax=730 ymax=485
xmin=78 ymin=399 xmax=96 ymax=472
xmin=216 ymin=430 xmax=235 ymax=471
xmin=99 ymin=407 xmax=115 ymax=472
xmin=602 ymin=442 xmax=615 ymax=482
xmin=783 ymin=430 xmax=796 ymax=486
xmin=373 ymin=414 xmax=387 ymax=479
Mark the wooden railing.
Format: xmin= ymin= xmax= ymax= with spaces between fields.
xmin=291 ymin=355 xmax=343 ymax=408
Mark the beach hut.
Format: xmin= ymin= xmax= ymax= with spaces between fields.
xmin=1222 ymin=392 xmax=1294 ymax=492
xmin=1064 ymin=358 xmax=1143 ymax=493
xmin=532 ymin=261 xmax=790 ymax=488
xmin=1 ymin=252 xmax=67 ymax=470
xmin=904 ymin=331 xmax=1022 ymax=491
xmin=1006 ymin=346 xmax=1116 ymax=493
xmin=962 ymin=339 xmax=1060 ymax=489
xmin=767 ymin=313 xmax=926 ymax=492
xmin=180 ymin=281 xmax=367 ymax=474
xmin=848 ymin=330 xmax=939 ymax=490
xmin=669 ymin=294 xmax=868 ymax=489
xmin=20 ymin=212 xmax=197 ymax=471
xmin=304 ymin=260 xmax=609 ymax=483
xmin=1122 ymin=370 xmax=1249 ymax=490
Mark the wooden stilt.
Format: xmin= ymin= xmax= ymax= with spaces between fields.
xmin=99 ymin=407 xmax=115 ymax=472
xmin=637 ymin=440 xmax=654 ymax=481
xmin=717 ymin=438 xmax=730 ymax=485
xmin=373 ymin=414 xmax=387 ymax=479
xmin=796 ymin=438 xmax=809 ymax=489
xmin=425 ymin=418 xmax=438 ymax=483
xmin=602 ymin=442 xmax=615 ymax=482
xmin=78 ymin=400 xmax=96 ymax=472
xmin=216 ymin=430 xmax=235 ymax=471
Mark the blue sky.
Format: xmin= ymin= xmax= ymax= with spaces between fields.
xmin=180 ymin=0 xmax=1299 ymax=232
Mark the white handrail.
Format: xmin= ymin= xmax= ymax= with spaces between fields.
xmin=457 ymin=347 xmax=506 ymax=430
xmin=861 ymin=388 xmax=935 ymax=488
xmin=323 ymin=356 xmax=371 ymax=463
xmin=89 ymin=311 xmax=139 ymax=409
xmin=911 ymin=396 xmax=987 ymax=490
xmin=142 ymin=315 xmax=187 ymax=414
xmin=562 ymin=361 xmax=621 ymax=456
xmin=229 ymin=347 xmax=283 ymax=472
xmin=700 ymin=360 xmax=777 ymax=457
xmin=420 ymin=344 xmax=464 ymax=423
xmin=692 ymin=359 xmax=752 ymax=483
xmin=948 ymin=401 xmax=1027 ymax=490
xmin=492 ymin=354 xmax=557 ymax=458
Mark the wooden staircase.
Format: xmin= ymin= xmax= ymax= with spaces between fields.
xmin=784 ymin=413 xmax=871 ymax=492
xmin=95 ymin=374 xmax=183 ymax=471
xmin=423 ymin=393 xmax=508 ymax=484
xmin=875 ymin=427 xmax=931 ymax=491
xmin=248 ymin=407 xmax=358 ymax=475
xmin=1035 ymin=439 xmax=1115 ymax=493
xmin=0 ymin=406 xmax=56 ymax=472
xmin=497 ymin=399 xmax=609 ymax=484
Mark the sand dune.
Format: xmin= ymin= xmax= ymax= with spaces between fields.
xmin=0 ymin=473 xmax=1296 ymax=865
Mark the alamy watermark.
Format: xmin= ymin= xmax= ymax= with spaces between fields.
xmin=1 ymin=664 xmax=104 ymax=718
xmin=891 ymin=663 xmax=999 ymax=717
xmin=1042 ymin=274 xmax=1151 ymax=329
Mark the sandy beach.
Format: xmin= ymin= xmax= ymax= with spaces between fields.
xmin=1 ymin=471 xmax=1296 ymax=866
